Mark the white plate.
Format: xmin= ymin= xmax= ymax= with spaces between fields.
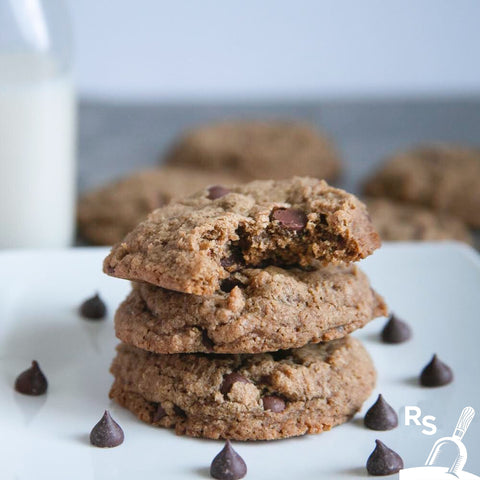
xmin=0 ymin=243 xmax=479 ymax=479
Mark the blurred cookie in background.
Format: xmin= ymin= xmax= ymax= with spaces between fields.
xmin=78 ymin=166 xmax=239 ymax=245
xmin=363 ymin=145 xmax=480 ymax=227
xmin=365 ymin=197 xmax=473 ymax=244
xmin=164 ymin=120 xmax=341 ymax=182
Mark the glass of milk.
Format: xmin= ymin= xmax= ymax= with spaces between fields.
xmin=0 ymin=0 xmax=76 ymax=248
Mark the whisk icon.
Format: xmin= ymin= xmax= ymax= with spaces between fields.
xmin=425 ymin=407 xmax=475 ymax=477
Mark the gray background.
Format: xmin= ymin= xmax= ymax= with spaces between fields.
xmin=78 ymin=98 xmax=480 ymax=196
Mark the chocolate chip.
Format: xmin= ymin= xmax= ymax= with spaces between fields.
xmin=271 ymin=349 xmax=291 ymax=361
xmin=220 ymin=247 xmax=244 ymax=272
xmin=366 ymin=440 xmax=403 ymax=476
xmin=201 ymin=330 xmax=215 ymax=351
xmin=152 ymin=403 xmax=167 ymax=422
xmin=210 ymin=440 xmax=247 ymax=480
xmin=262 ymin=395 xmax=286 ymax=412
xmin=173 ymin=405 xmax=186 ymax=417
xmin=271 ymin=208 xmax=308 ymax=231
xmin=90 ymin=410 xmax=124 ymax=448
xmin=79 ymin=293 xmax=107 ymax=320
xmin=221 ymin=256 xmax=236 ymax=268
xmin=208 ymin=185 xmax=230 ymax=200
xmin=220 ymin=373 xmax=250 ymax=395
xmin=220 ymin=278 xmax=244 ymax=293
xmin=364 ymin=394 xmax=398 ymax=431
xmin=14 ymin=360 xmax=48 ymax=396
xmin=420 ymin=354 xmax=453 ymax=387
xmin=381 ymin=314 xmax=412 ymax=344
xmin=259 ymin=375 xmax=271 ymax=385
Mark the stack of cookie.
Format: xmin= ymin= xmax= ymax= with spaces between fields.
xmin=104 ymin=177 xmax=387 ymax=440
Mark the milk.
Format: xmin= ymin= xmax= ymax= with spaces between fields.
xmin=0 ymin=53 xmax=76 ymax=248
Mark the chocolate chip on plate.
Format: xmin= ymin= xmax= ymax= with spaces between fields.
xmin=420 ymin=354 xmax=453 ymax=387
xmin=210 ymin=440 xmax=247 ymax=480
xmin=208 ymin=185 xmax=231 ymax=200
xmin=220 ymin=373 xmax=251 ymax=395
xmin=262 ymin=395 xmax=286 ymax=412
xmin=90 ymin=410 xmax=124 ymax=448
xmin=364 ymin=394 xmax=398 ymax=431
xmin=80 ymin=293 xmax=107 ymax=320
xmin=366 ymin=439 xmax=403 ymax=476
xmin=271 ymin=208 xmax=308 ymax=231
xmin=381 ymin=314 xmax=412 ymax=344
xmin=14 ymin=360 xmax=48 ymax=396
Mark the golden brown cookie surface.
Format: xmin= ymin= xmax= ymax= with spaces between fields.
xmin=103 ymin=177 xmax=381 ymax=295
xmin=115 ymin=265 xmax=386 ymax=354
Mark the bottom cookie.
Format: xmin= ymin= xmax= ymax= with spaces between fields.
xmin=109 ymin=337 xmax=375 ymax=440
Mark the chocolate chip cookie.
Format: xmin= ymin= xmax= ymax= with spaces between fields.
xmin=109 ymin=336 xmax=375 ymax=440
xmin=78 ymin=167 xmax=240 ymax=245
xmin=365 ymin=198 xmax=473 ymax=243
xmin=165 ymin=120 xmax=341 ymax=181
xmin=363 ymin=145 xmax=480 ymax=227
xmin=103 ymin=177 xmax=381 ymax=295
xmin=115 ymin=265 xmax=387 ymax=354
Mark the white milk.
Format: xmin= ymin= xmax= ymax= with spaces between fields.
xmin=0 ymin=53 xmax=76 ymax=248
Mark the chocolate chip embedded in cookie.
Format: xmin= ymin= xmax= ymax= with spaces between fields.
xmin=114 ymin=265 xmax=387 ymax=354
xmin=363 ymin=145 xmax=480 ymax=227
xmin=364 ymin=197 xmax=473 ymax=244
xmin=103 ymin=177 xmax=381 ymax=295
xmin=77 ymin=166 xmax=240 ymax=245
xmin=109 ymin=336 xmax=376 ymax=441
xmin=165 ymin=120 xmax=342 ymax=182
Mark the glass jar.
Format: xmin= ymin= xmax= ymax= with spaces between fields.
xmin=0 ymin=0 xmax=76 ymax=248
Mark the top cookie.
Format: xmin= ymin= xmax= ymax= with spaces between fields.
xmin=103 ymin=177 xmax=381 ymax=295
xmin=364 ymin=145 xmax=480 ymax=227
xmin=165 ymin=120 xmax=341 ymax=181
xmin=365 ymin=197 xmax=473 ymax=244
xmin=78 ymin=166 xmax=240 ymax=245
